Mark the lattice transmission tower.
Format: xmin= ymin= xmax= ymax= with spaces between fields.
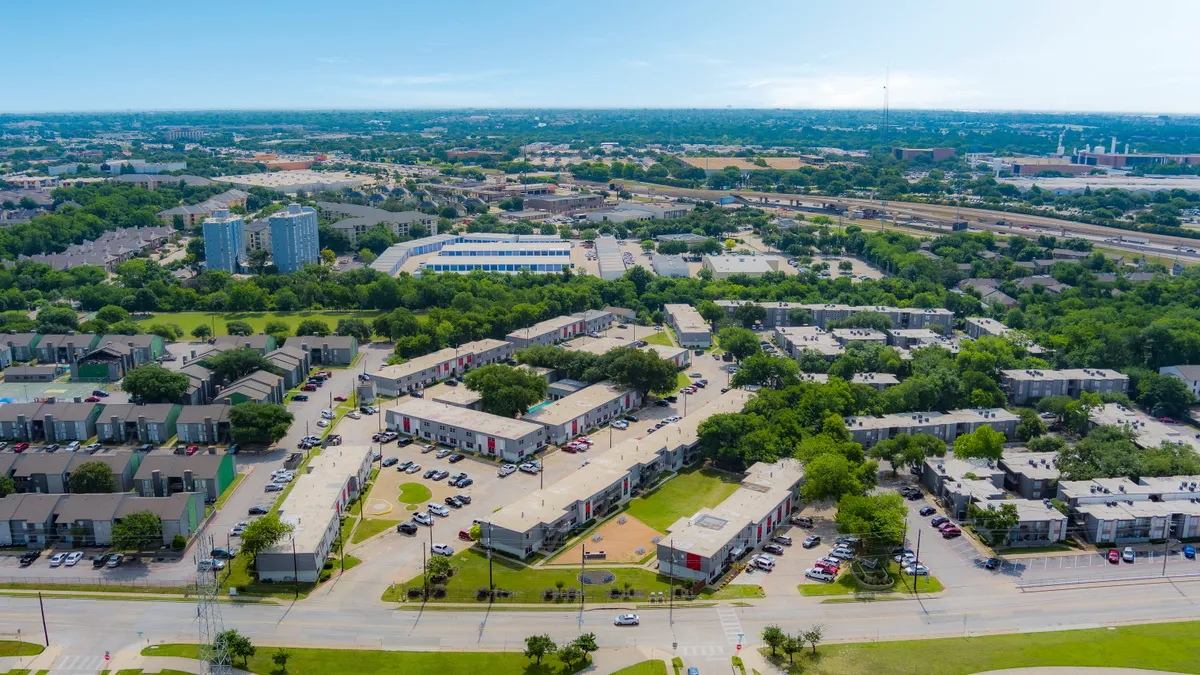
xmin=195 ymin=534 xmax=233 ymax=675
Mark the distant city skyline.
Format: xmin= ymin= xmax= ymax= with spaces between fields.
xmin=7 ymin=0 xmax=1200 ymax=114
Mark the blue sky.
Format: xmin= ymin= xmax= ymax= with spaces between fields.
xmin=7 ymin=0 xmax=1200 ymax=113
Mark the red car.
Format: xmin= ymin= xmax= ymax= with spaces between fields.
xmin=302 ymin=384 xmax=317 ymax=391
xmin=14 ymin=442 xmax=29 ymax=453
xmin=320 ymin=371 xmax=333 ymax=378
xmin=85 ymin=396 xmax=101 ymax=402
xmin=813 ymin=562 xmax=839 ymax=575
xmin=1107 ymin=549 xmax=1120 ymax=564
xmin=334 ymin=395 xmax=348 ymax=402
xmin=1158 ymin=417 xmax=1178 ymax=424
xmin=940 ymin=526 xmax=962 ymax=539
xmin=186 ymin=445 xmax=199 ymax=456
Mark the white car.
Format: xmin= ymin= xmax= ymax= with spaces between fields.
xmin=436 ymin=448 xmax=452 ymax=458
xmin=316 ymin=420 xmax=330 ymax=428
xmin=428 ymin=504 xmax=450 ymax=517
xmin=518 ymin=463 xmax=540 ymax=474
xmin=828 ymin=549 xmax=854 ymax=561
xmin=264 ymin=483 xmax=284 ymax=492
xmin=611 ymin=420 xmax=629 ymax=430
xmin=805 ymin=568 xmax=835 ymax=582
xmin=431 ymin=543 xmax=454 ymax=556
xmin=273 ymin=474 xmax=294 ymax=483
xmin=903 ymin=564 xmax=931 ymax=577
xmin=321 ymin=409 xmax=336 ymax=419
xmin=613 ymin=613 xmax=640 ymax=626
xmin=347 ymin=411 xmax=361 ymax=420
xmin=65 ymin=551 xmax=83 ymax=567
xmin=413 ymin=512 xmax=433 ymax=526
xmin=66 ymin=441 xmax=81 ymax=452
xmin=49 ymin=553 xmax=66 ymax=567
xmin=498 ymin=464 xmax=517 ymax=477
xmin=198 ymin=558 xmax=226 ymax=571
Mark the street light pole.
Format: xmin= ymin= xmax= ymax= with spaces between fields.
xmin=487 ymin=521 xmax=494 ymax=590
xmin=291 ymin=535 xmax=299 ymax=599
xmin=669 ymin=539 xmax=675 ymax=625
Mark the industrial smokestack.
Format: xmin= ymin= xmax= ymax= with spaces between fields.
xmin=1111 ymin=137 xmax=1117 ymax=154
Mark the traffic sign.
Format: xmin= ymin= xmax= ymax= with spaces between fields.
xmin=104 ymin=651 xmax=110 ymax=662
xmin=736 ymin=644 xmax=742 ymax=652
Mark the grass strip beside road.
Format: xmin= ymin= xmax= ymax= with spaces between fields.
xmin=0 ymin=641 xmax=44 ymax=657
xmin=760 ymin=620 xmax=1200 ymax=675
xmin=142 ymin=644 xmax=589 ymax=675
xmin=351 ymin=518 xmax=400 ymax=544
xmin=611 ymin=662 xmax=667 ymax=675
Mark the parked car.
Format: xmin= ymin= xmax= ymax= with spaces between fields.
xmin=940 ymin=526 xmax=962 ymax=539
xmin=762 ymin=544 xmax=785 ymax=556
xmin=92 ymin=389 xmax=109 ymax=397
xmin=919 ymin=506 xmax=937 ymax=517
xmin=382 ymin=457 xmax=399 ymax=468
xmin=985 ymin=557 xmax=1000 ymax=570
xmin=421 ymin=444 xmax=436 ymax=454
xmin=406 ymin=464 xmax=421 ymax=474
xmin=772 ymin=535 xmax=792 ymax=546
xmin=792 ymin=516 xmax=814 ymax=528
xmin=14 ymin=442 xmax=29 ymax=453
xmin=347 ymin=411 xmax=361 ymax=420
xmin=431 ymin=543 xmax=454 ymax=556
xmin=1122 ymin=546 xmax=1136 ymax=563
xmin=456 ymin=494 xmax=472 ymax=504
xmin=436 ymin=448 xmax=452 ymax=458
xmin=1107 ymin=549 xmax=1121 ymax=564
xmin=802 ymin=535 xmax=821 ymax=548
xmin=248 ymin=506 xmax=269 ymax=516
xmin=448 ymin=453 xmax=465 ymax=463
xmin=105 ymin=554 xmax=123 ymax=569
xmin=85 ymin=396 xmax=101 ymax=403
xmin=63 ymin=551 xmax=83 ymax=567
xmin=334 ymin=395 xmax=348 ymax=402
xmin=413 ymin=512 xmax=433 ymax=526
xmin=432 ymin=470 xmax=449 ymax=481
xmin=614 ymin=614 xmax=640 ymax=626
xmin=292 ymin=394 xmax=309 ymax=402
xmin=903 ymin=564 xmax=931 ymax=576
xmin=19 ymin=551 xmax=40 ymax=567
xmin=931 ymin=516 xmax=950 ymax=528
xmin=49 ymin=553 xmax=65 ymax=568
xmin=264 ymin=483 xmax=284 ymax=492
xmin=301 ymin=384 xmax=317 ymax=391
xmin=498 ymin=464 xmax=517 ymax=477
xmin=805 ymin=568 xmax=835 ymax=582
xmin=93 ymin=553 xmax=111 ymax=568
xmin=428 ymin=503 xmax=450 ymax=517
xmin=444 ymin=496 xmax=463 ymax=508
xmin=519 ymin=463 xmax=540 ymax=474
xmin=397 ymin=522 xmax=418 ymax=535
xmin=1184 ymin=545 xmax=1197 ymax=560
xmin=321 ymin=409 xmax=336 ymax=419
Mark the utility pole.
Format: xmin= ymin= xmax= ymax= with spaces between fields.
xmin=913 ymin=529 xmax=922 ymax=598
xmin=38 ymin=591 xmax=48 ymax=647
xmin=291 ymin=536 xmax=299 ymax=599
xmin=422 ymin=542 xmax=428 ymax=600
xmin=488 ymin=521 xmax=494 ymax=591
xmin=579 ymin=543 xmax=586 ymax=626
xmin=669 ymin=540 xmax=675 ymax=625
xmin=1162 ymin=537 xmax=1171 ymax=576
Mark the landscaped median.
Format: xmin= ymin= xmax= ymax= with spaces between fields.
xmin=759 ymin=620 xmax=1200 ymax=675
xmin=799 ymin=562 xmax=944 ymax=598
xmin=141 ymin=643 xmax=589 ymax=675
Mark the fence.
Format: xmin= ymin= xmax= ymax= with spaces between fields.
xmin=0 ymin=575 xmax=194 ymax=591
xmin=1015 ymin=570 xmax=1200 ymax=589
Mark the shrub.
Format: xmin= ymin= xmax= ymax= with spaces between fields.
xmin=171 ymin=534 xmax=186 ymax=550
xmin=543 ymin=588 xmax=555 ymax=601
xmin=430 ymin=584 xmax=446 ymax=599
xmin=476 ymin=586 xmax=491 ymax=601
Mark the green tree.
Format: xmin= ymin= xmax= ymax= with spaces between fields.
xmin=803 ymin=624 xmax=826 ymax=655
xmin=762 ymin=625 xmax=787 ymax=656
xmin=110 ymin=510 xmax=162 ymax=551
xmin=696 ymin=300 xmax=725 ymax=329
xmin=732 ymin=354 xmax=800 ymax=389
xmin=783 ymin=634 xmax=803 ymax=664
xmin=968 ymin=502 xmax=1021 ymax=546
xmin=572 ymin=633 xmax=598 ymax=660
xmin=265 ymin=320 xmax=291 ymax=342
xmin=733 ymin=302 xmax=767 ymax=328
xmin=240 ymin=513 xmax=295 ymax=563
xmin=523 ymin=634 xmax=557 ymax=665
xmin=36 ymin=306 xmax=79 ymax=333
xmin=0 ymin=475 xmax=14 ymax=498
xmin=96 ymin=305 xmax=131 ymax=324
xmin=247 ymin=248 xmax=271 ymax=275
xmin=191 ymin=324 xmax=212 ymax=340
xmin=1136 ymin=373 xmax=1197 ymax=417
xmin=1016 ymin=408 xmax=1048 ymax=441
xmin=800 ymin=453 xmax=863 ymax=502
xmin=225 ymin=320 xmax=253 ymax=336
xmin=787 ymin=307 xmax=813 ymax=325
xmin=425 ymin=555 xmax=452 ymax=579
xmin=321 ymin=248 xmax=337 ymax=265
xmin=717 ymin=327 xmax=761 ymax=363
xmin=838 ymin=259 xmax=854 ymax=272
xmin=953 ymin=425 xmax=1007 ymax=461
xmin=602 ymin=347 xmax=679 ymax=397
xmin=296 ymin=318 xmax=331 ymax=336
xmin=144 ymin=323 xmax=181 ymax=342
xmin=215 ymin=629 xmax=256 ymax=667
xmin=835 ymin=493 xmax=905 ymax=547
xmin=121 ymin=364 xmax=190 ymax=404
xmin=463 ymin=364 xmax=548 ymax=418
xmin=272 ymin=648 xmax=291 ymax=674
xmin=202 ymin=348 xmax=278 ymax=382
xmin=557 ymin=644 xmax=585 ymax=669
xmin=68 ymin=461 xmax=118 ymax=493
xmin=1027 ymin=435 xmax=1067 ymax=454
xmin=229 ymin=402 xmax=294 ymax=446
xmin=580 ymin=229 xmax=598 ymax=242
xmin=336 ymin=318 xmax=373 ymax=342
xmin=358 ymin=248 xmax=378 ymax=264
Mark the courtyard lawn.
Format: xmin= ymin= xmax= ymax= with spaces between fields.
xmin=136 ymin=311 xmax=382 ymax=338
xmin=351 ymin=518 xmax=400 ymax=544
xmin=624 ymin=467 xmax=742 ymax=531
xmin=383 ymin=547 xmax=701 ymax=603
xmin=0 ymin=641 xmax=43 ymax=657
xmin=398 ymin=482 xmax=433 ymax=504
xmin=760 ymin=620 xmax=1200 ymax=675
xmin=644 ymin=329 xmax=676 ymax=347
xmin=142 ymin=644 xmax=588 ymax=675
xmin=674 ymin=372 xmax=691 ymax=391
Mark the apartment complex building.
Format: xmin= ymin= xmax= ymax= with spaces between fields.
xmin=1000 ymin=368 xmax=1129 ymax=404
xmin=844 ymin=408 xmax=1019 ymax=448
xmin=715 ymin=300 xmax=954 ymax=331
xmin=523 ymin=381 xmax=642 ymax=445
xmin=504 ymin=310 xmax=614 ymax=349
xmin=387 ymin=398 xmax=548 ymax=462
xmin=370 ymin=339 xmax=513 ymax=397
xmin=664 ymin=304 xmax=712 ymax=348
xmin=202 ymin=209 xmax=245 ymax=273
xmin=269 ymin=204 xmax=319 ymax=273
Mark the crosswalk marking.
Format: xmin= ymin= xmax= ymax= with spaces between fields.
xmin=716 ymin=607 xmax=744 ymax=646
xmin=49 ymin=654 xmax=106 ymax=675
xmin=679 ymin=645 xmax=727 ymax=656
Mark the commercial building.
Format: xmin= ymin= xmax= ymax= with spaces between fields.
xmin=651 ymin=255 xmax=690 ymax=278
xmin=702 ymin=255 xmax=780 ymax=279
xmin=523 ymin=381 xmax=642 ymax=445
xmin=484 ymin=390 xmax=752 ymax=559
xmin=594 ymin=235 xmax=626 ymax=281
xmin=269 ymin=204 xmax=319 ymax=273
xmin=95 ymin=404 xmax=180 ymax=444
xmin=659 ymin=460 xmax=804 ymax=585
xmin=369 ymin=339 xmax=513 ymax=397
xmin=133 ymin=452 xmax=237 ymax=503
xmin=893 ymin=147 xmax=956 ymax=162
xmin=524 ymin=193 xmax=604 ymax=214
xmin=284 ymin=335 xmax=358 ymax=366
xmin=257 ymin=445 xmax=373 ymax=582
xmin=387 ymin=398 xmax=548 ymax=462
xmin=369 ymin=234 xmax=460 ymax=276
xmin=175 ymin=405 xmax=231 ymax=444
xmin=421 ymin=255 xmax=572 ymax=274
xmin=214 ymin=170 xmax=368 ymax=194
xmin=844 ymin=408 xmax=1019 ymax=449
xmin=1000 ymin=368 xmax=1129 ymax=404
xmin=505 ymin=310 xmax=614 ymax=349
xmin=582 ymin=202 xmax=695 ymax=223
xmin=201 ymin=209 xmax=244 ymax=274
xmin=434 ymin=242 xmax=570 ymax=258
xmin=318 ymin=202 xmax=437 ymax=245
xmin=715 ymin=301 xmax=954 ymax=331
xmin=1159 ymin=365 xmax=1200 ymax=397
xmin=665 ymin=304 xmax=712 ymax=348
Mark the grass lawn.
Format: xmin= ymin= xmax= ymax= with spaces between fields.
xmin=383 ymin=546 xmax=719 ymax=603
xmin=798 ymin=562 xmax=944 ymax=597
xmin=398 ymin=482 xmax=433 ymax=504
xmin=644 ymin=329 xmax=675 ymax=347
xmin=760 ymin=620 xmax=1200 ymax=675
xmin=0 ymin=581 xmax=188 ymax=596
xmin=624 ymin=467 xmax=742 ymax=531
xmin=137 ymin=311 xmax=382 ymax=338
xmin=0 ymin=641 xmax=43 ymax=657
xmin=611 ymin=662 xmax=666 ymax=675
xmin=674 ymin=372 xmax=691 ymax=391
xmin=142 ymin=644 xmax=589 ymax=675
xmin=351 ymin=518 xmax=400 ymax=544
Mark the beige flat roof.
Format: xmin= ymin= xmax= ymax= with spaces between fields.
xmin=273 ymin=445 xmax=372 ymax=554
xmin=665 ymin=304 xmax=710 ymax=333
xmin=523 ymin=381 xmax=633 ymax=427
xmin=390 ymin=397 xmax=543 ymax=439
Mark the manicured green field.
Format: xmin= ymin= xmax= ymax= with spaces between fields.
xmin=761 ymin=620 xmax=1200 ymax=675
xmin=142 ymin=644 xmax=588 ymax=675
xmin=136 ymin=311 xmax=382 ymax=338
xmin=398 ymin=482 xmax=433 ymax=504
xmin=611 ymin=662 xmax=667 ymax=675
xmin=351 ymin=518 xmax=400 ymax=544
xmin=624 ymin=468 xmax=742 ymax=531
xmin=644 ymin=329 xmax=675 ymax=347
xmin=0 ymin=640 xmax=43 ymax=657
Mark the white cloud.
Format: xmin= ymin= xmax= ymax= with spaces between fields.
xmin=737 ymin=71 xmax=977 ymax=109
xmin=354 ymin=70 xmax=507 ymax=87
xmin=316 ymin=56 xmax=346 ymax=64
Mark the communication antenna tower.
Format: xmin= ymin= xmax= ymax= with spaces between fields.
xmin=195 ymin=534 xmax=233 ymax=675
xmin=882 ymin=67 xmax=890 ymax=150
